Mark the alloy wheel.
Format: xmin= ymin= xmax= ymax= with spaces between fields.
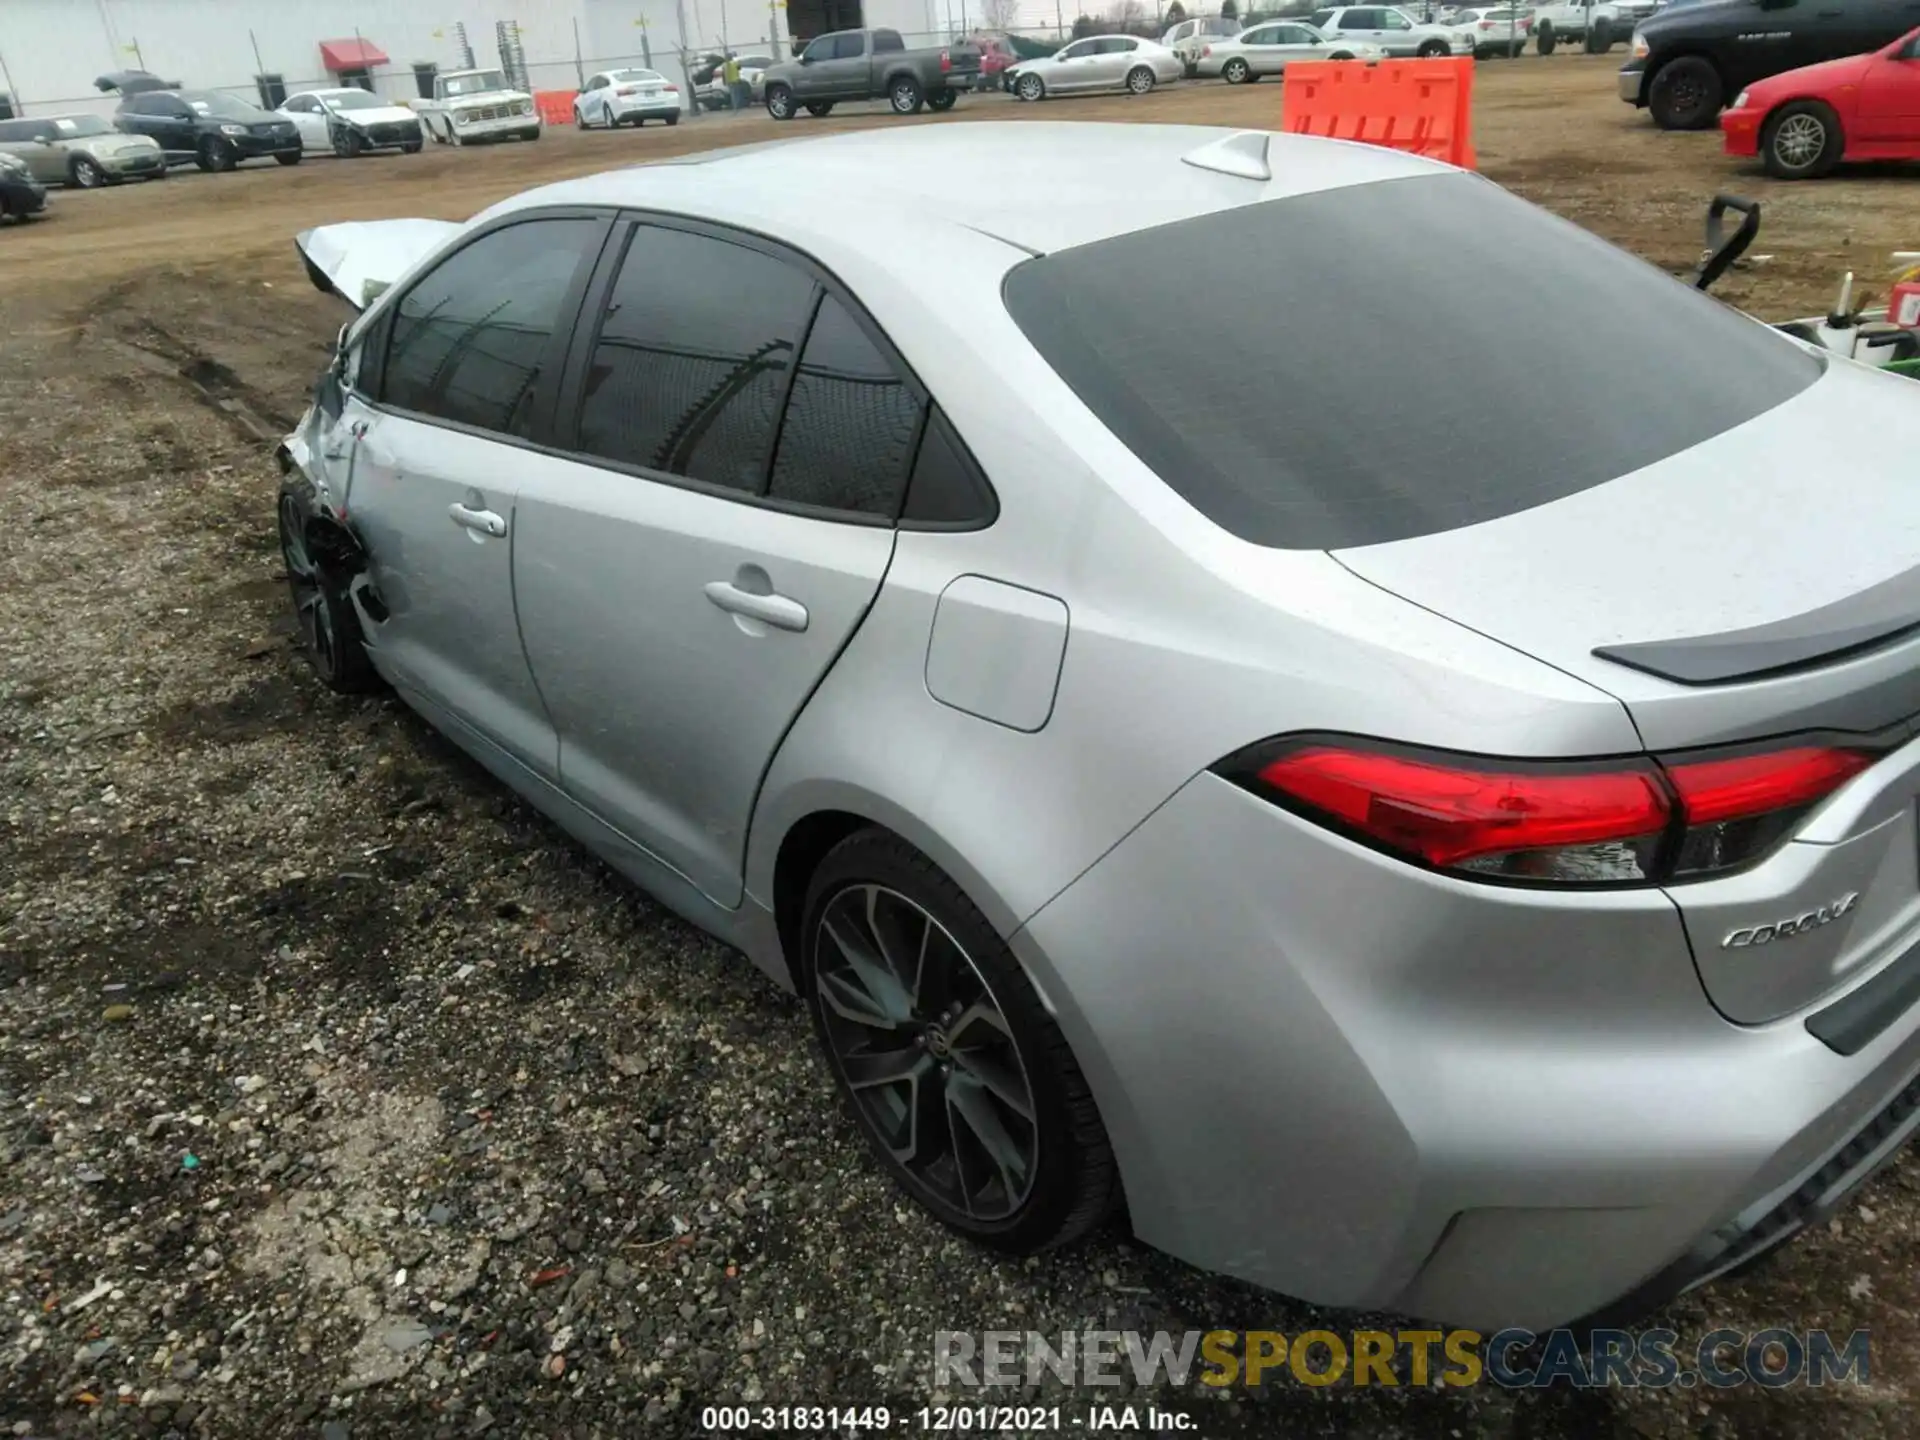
xmin=1773 ymin=112 xmax=1825 ymax=170
xmin=1127 ymin=67 xmax=1154 ymax=94
xmin=278 ymin=495 xmax=337 ymax=678
xmin=813 ymin=884 xmax=1039 ymax=1222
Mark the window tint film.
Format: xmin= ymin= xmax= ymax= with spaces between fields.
xmin=1002 ymin=173 xmax=1822 ymax=550
xmin=902 ymin=407 xmax=996 ymax=527
xmin=768 ymin=295 xmax=924 ymax=516
xmin=576 ymin=226 xmax=818 ymax=493
xmin=382 ymin=218 xmax=598 ymax=437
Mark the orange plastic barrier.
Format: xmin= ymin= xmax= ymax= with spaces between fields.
xmin=534 ymin=90 xmax=578 ymax=125
xmin=1280 ymin=57 xmax=1475 ymax=170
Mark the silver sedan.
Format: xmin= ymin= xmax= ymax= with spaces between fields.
xmin=280 ymin=121 xmax=1920 ymax=1333
xmin=1195 ymin=21 xmax=1387 ymax=80
xmin=1007 ymin=35 xmax=1184 ymax=100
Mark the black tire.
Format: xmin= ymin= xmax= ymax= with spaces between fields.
xmin=1015 ymin=71 xmax=1046 ymax=101
xmin=70 ymin=155 xmax=109 ymax=189
xmin=1536 ymin=21 xmax=1556 ymax=53
xmin=889 ymin=76 xmax=924 ymax=114
xmin=927 ymin=90 xmax=957 ymax=111
xmin=1329 ymin=50 xmax=1354 ymax=60
xmin=1223 ymin=57 xmax=1252 ymax=82
xmin=1125 ymin=65 xmax=1155 ymax=95
xmin=1761 ymin=99 xmax=1843 ymax=180
xmin=149 ymin=163 xmax=169 ymax=180
xmin=1648 ymin=54 xmax=1722 ymax=130
xmin=196 ymin=136 xmax=235 ymax=173
xmin=401 ymin=140 xmax=422 ymax=154
xmin=277 ymin=478 xmax=379 ymax=695
xmin=333 ymin=126 xmax=365 ymax=158
xmin=805 ymin=100 xmax=836 ymax=116
xmin=665 ymin=113 xmax=679 ymax=126
xmin=1417 ymin=38 xmax=1450 ymax=56
xmin=1587 ymin=17 xmax=1613 ymax=51
xmin=766 ymin=84 xmax=797 ymax=120
xmin=800 ymin=828 xmax=1121 ymax=1254
xmin=275 ymin=151 xmax=302 ymax=166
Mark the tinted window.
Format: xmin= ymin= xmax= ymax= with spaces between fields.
xmin=768 ymin=295 xmax=923 ymax=516
xmin=833 ymin=32 xmax=868 ymax=57
xmin=902 ymin=408 xmax=996 ymax=528
xmin=0 ymin=120 xmax=43 ymax=141
xmin=875 ymin=28 xmax=906 ymax=50
xmin=1059 ymin=39 xmax=1098 ymax=56
xmin=1002 ymin=173 xmax=1821 ymax=550
xmin=1310 ymin=9 xmax=1337 ymax=24
xmin=1282 ymin=25 xmax=1318 ymax=40
xmin=1244 ymin=27 xmax=1280 ymax=41
xmin=383 ymin=218 xmax=597 ymax=437
xmin=177 ymin=90 xmax=269 ymax=119
xmin=802 ymin=38 xmax=832 ymax=61
xmin=1101 ymin=36 xmax=1139 ymax=50
xmin=575 ymin=226 xmax=817 ymax=493
xmin=1346 ymin=9 xmax=1383 ymax=23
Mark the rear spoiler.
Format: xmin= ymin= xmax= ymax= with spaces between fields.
xmin=1594 ymin=562 xmax=1920 ymax=686
xmin=295 ymin=219 xmax=462 ymax=311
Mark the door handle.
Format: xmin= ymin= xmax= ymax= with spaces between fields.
xmin=703 ymin=580 xmax=809 ymax=632
xmin=448 ymin=502 xmax=507 ymax=538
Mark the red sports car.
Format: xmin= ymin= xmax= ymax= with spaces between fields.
xmin=1722 ymin=26 xmax=1920 ymax=179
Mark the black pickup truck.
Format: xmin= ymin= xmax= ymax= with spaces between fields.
xmin=760 ymin=27 xmax=984 ymax=119
xmin=1619 ymin=0 xmax=1920 ymax=129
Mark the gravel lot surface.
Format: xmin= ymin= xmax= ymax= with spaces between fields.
xmin=4 ymin=56 xmax=1919 ymax=1440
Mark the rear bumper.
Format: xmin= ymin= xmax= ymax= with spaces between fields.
xmin=1722 ymin=106 xmax=1762 ymax=157
xmin=1618 ymin=59 xmax=1646 ymax=104
xmin=607 ymin=94 xmax=682 ymax=120
xmin=1014 ymin=769 xmax=1920 ymax=1329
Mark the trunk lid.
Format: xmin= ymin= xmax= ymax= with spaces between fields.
xmin=1336 ymin=358 xmax=1920 ymax=1027
xmin=1332 ymin=359 xmax=1920 ymax=754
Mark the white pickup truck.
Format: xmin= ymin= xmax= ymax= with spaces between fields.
xmin=413 ymin=68 xmax=541 ymax=146
xmin=1526 ymin=0 xmax=1655 ymax=52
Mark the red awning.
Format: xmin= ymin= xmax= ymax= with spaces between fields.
xmin=319 ymin=39 xmax=390 ymax=71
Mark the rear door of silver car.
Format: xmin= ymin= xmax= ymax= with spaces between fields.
xmin=510 ymin=215 xmax=928 ymax=907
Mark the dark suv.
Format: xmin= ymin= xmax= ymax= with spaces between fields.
xmin=115 ymin=89 xmax=302 ymax=171
xmin=1619 ymin=0 xmax=1920 ymax=129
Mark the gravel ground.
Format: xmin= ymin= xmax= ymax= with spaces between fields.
xmin=5 ymin=59 xmax=1920 ymax=1440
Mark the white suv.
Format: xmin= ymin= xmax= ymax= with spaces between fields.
xmin=1161 ymin=14 xmax=1246 ymax=74
xmin=1309 ymin=6 xmax=1475 ymax=56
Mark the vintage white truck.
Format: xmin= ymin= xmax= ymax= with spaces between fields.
xmin=412 ymin=68 xmax=541 ymax=146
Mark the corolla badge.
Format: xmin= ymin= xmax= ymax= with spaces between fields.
xmin=1722 ymin=892 xmax=1860 ymax=949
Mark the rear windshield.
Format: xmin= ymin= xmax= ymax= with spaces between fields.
xmin=1001 ymin=172 xmax=1820 ymax=550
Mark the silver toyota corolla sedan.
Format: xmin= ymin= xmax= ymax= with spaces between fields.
xmin=279 ymin=121 xmax=1920 ymax=1331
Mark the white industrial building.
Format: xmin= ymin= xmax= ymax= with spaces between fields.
xmin=0 ymin=0 xmax=1043 ymax=117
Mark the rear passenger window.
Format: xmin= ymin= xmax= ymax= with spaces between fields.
xmin=381 ymin=217 xmax=599 ymax=437
xmin=834 ymin=32 xmax=868 ymax=57
xmin=902 ymin=407 xmax=997 ymax=528
xmin=575 ymin=225 xmax=817 ymax=492
xmin=768 ymin=295 xmax=924 ymax=517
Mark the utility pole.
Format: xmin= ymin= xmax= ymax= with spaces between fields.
xmin=573 ymin=16 xmax=585 ymax=86
xmin=673 ymin=0 xmax=700 ymax=116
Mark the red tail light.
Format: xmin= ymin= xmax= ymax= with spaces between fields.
xmin=941 ymin=49 xmax=953 ymax=70
xmin=1202 ymin=44 xmax=1214 ymax=55
xmin=1222 ymin=734 xmax=1886 ymax=887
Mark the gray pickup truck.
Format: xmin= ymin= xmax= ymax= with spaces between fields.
xmin=760 ymin=27 xmax=984 ymax=119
